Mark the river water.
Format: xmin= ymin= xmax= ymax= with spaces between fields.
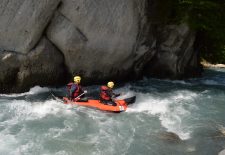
xmin=1 ymin=68 xmax=225 ymax=155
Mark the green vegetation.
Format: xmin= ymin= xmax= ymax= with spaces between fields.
xmin=172 ymin=0 xmax=225 ymax=63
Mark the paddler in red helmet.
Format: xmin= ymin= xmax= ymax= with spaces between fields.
xmin=99 ymin=81 xmax=120 ymax=106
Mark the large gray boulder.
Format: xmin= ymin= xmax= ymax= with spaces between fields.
xmin=0 ymin=0 xmax=60 ymax=53
xmin=47 ymin=0 xmax=152 ymax=82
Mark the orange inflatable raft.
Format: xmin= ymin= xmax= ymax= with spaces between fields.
xmin=63 ymin=96 xmax=136 ymax=112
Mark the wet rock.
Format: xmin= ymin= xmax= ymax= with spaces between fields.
xmin=0 ymin=37 xmax=67 ymax=93
xmin=0 ymin=0 xmax=60 ymax=53
xmin=219 ymin=149 xmax=225 ymax=155
xmin=201 ymin=59 xmax=225 ymax=68
xmin=0 ymin=51 xmax=25 ymax=93
xmin=215 ymin=125 xmax=225 ymax=138
xmin=16 ymin=37 xmax=67 ymax=92
xmin=219 ymin=128 xmax=225 ymax=136
xmin=158 ymin=131 xmax=182 ymax=143
xmin=186 ymin=146 xmax=196 ymax=153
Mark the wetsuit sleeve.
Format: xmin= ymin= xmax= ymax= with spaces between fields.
xmin=105 ymin=90 xmax=120 ymax=98
xmin=70 ymin=84 xmax=77 ymax=97
xmin=105 ymin=89 xmax=113 ymax=98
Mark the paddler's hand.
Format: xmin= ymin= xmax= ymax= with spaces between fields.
xmin=74 ymin=98 xmax=80 ymax=102
xmin=120 ymin=92 xmax=125 ymax=96
xmin=111 ymin=96 xmax=116 ymax=102
xmin=84 ymin=90 xmax=87 ymax=93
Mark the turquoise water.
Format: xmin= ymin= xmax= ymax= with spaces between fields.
xmin=1 ymin=68 xmax=225 ymax=155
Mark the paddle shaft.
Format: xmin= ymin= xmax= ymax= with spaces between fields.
xmin=74 ymin=92 xmax=86 ymax=100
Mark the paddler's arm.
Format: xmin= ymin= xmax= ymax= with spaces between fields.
xmin=106 ymin=90 xmax=120 ymax=98
xmin=105 ymin=89 xmax=113 ymax=98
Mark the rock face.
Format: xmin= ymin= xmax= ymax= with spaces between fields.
xmin=15 ymin=37 xmax=66 ymax=92
xmin=0 ymin=0 xmax=202 ymax=93
xmin=0 ymin=38 xmax=66 ymax=93
xmin=0 ymin=0 xmax=60 ymax=53
xmin=144 ymin=24 xmax=202 ymax=79
xmin=47 ymin=0 xmax=151 ymax=82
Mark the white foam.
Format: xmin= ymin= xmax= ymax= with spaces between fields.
xmin=31 ymin=100 xmax=60 ymax=117
xmin=127 ymin=95 xmax=169 ymax=114
xmin=2 ymin=98 xmax=73 ymax=124
xmin=167 ymin=79 xmax=191 ymax=85
xmin=13 ymin=142 xmax=37 ymax=155
xmin=28 ymin=86 xmax=49 ymax=94
xmin=0 ymin=131 xmax=18 ymax=154
xmin=116 ymin=91 xmax=135 ymax=100
xmin=55 ymin=151 xmax=69 ymax=155
xmin=0 ymin=86 xmax=49 ymax=97
xmin=127 ymin=90 xmax=198 ymax=140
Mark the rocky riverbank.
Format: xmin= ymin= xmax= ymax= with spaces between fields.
xmin=201 ymin=60 xmax=225 ymax=68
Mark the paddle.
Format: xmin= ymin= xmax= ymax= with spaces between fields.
xmin=50 ymin=92 xmax=64 ymax=103
xmin=73 ymin=91 xmax=87 ymax=101
xmin=123 ymin=96 xmax=136 ymax=105
xmin=113 ymin=95 xmax=136 ymax=105
xmin=50 ymin=90 xmax=87 ymax=101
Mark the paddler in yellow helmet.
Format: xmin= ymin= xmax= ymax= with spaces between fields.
xmin=99 ymin=81 xmax=120 ymax=106
xmin=66 ymin=76 xmax=87 ymax=101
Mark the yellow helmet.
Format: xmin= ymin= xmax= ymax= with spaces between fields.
xmin=74 ymin=76 xmax=81 ymax=83
xmin=107 ymin=81 xmax=114 ymax=88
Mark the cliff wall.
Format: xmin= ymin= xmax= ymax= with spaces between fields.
xmin=0 ymin=0 xmax=201 ymax=93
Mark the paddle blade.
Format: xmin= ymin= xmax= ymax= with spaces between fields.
xmin=124 ymin=96 xmax=136 ymax=105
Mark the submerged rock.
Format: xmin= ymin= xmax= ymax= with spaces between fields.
xmin=215 ymin=125 xmax=225 ymax=138
xmin=157 ymin=131 xmax=182 ymax=143
xmin=186 ymin=146 xmax=196 ymax=153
